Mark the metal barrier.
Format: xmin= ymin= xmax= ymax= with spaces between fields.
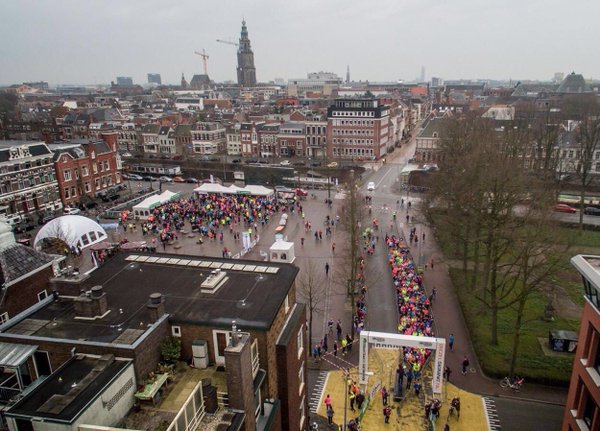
xmin=217 ymin=391 xmax=229 ymax=408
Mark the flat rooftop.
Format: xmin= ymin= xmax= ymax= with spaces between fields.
xmin=2 ymin=253 xmax=298 ymax=344
xmin=6 ymin=354 xmax=131 ymax=423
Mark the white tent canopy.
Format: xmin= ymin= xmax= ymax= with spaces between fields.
xmin=34 ymin=215 xmax=107 ymax=251
xmin=194 ymin=183 xmax=274 ymax=197
xmin=132 ymin=190 xmax=181 ymax=219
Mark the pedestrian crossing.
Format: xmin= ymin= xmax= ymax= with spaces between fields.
xmin=482 ymin=397 xmax=502 ymax=430
xmin=309 ymin=371 xmax=329 ymax=413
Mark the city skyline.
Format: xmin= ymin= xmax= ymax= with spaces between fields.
xmin=1 ymin=0 xmax=599 ymax=86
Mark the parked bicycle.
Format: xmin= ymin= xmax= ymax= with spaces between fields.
xmin=500 ymin=376 xmax=524 ymax=391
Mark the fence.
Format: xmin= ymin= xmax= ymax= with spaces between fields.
xmin=165 ymin=380 xmax=205 ymax=431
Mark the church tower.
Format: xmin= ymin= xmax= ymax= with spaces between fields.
xmin=237 ymin=20 xmax=257 ymax=87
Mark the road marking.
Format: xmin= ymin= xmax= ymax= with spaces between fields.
xmin=375 ymin=165 xmax=395 ymax=189
xmin=483 ymin=397 xmax=501 ymax=430
xmin=309 ymin=371 xmax=329 ymax=413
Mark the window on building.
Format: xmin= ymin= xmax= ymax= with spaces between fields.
xmin=84 ymin=182 xmax=91 ymax=193
xmin=65 ymin=188 xmax=70 ymax=199
xmin=37 ymin=290 xmax=48 ymax=302
xmin=299 ymin=361 xmax=305 ymax=395
xmin=0 ymin=312 xmax=9 ymax=324
xmin=82 ymin=165 xmax=89 ymax=176
xmin=284 ymin=294 xmax=290 ymax=313
xmin=63 ymin=170 xmax=72 ymax=181
xmin=297 ymin=326 xmax=304 ymax=358
xmin=299 ymin=396 xmax=306 ymax=430
xmin=93 ymin=163 xmax=98 ymax=174
xmin=251 ymin=338 xmax=260 ymax=378
xmin=583 ymin=393 xmax=597 ymax=428
xmin=172 ymin=326 xmax=181 ymax=337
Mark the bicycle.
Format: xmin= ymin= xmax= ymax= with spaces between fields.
xmin=499 ymin=376 xmax=524 ymax=392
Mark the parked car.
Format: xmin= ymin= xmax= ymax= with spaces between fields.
xmin=293 ymin=161 xmax=306 ymax=166
xmin=38 ymin=214 xmax=55 ymax=225
xmin=142 ymin=175 xmax=154 ymax=182
xmin=311 ymin=161 xmax=322 ymax=167
xmin=245 ymin=159 xmax=258 ymax=164
xmin=554 ymin=203 xmax=577 ymax=213
xmin=367 ymin=182 xmax=376 ymax=191
xmin=231 ymin=159 xmax=242 ymax=164
xmin=327 ymin=161 xmax=338 ymax=168
xmin=172 ymin=176 xmax=185 ymax=183
xmin=63 ymin=207 xmax=81 ymax=215
xmin=186 ymin=177 xmax=199 ymax=184
xmin=13 ymin=222 xmax=35 ymax=234
xmin=128 ymin=174 xmax=144 ymax=181
xmin=159 ymin=176 xmax=173 ymax=182
xmin=295 ymin=188 xmax=308 ymax=197
xmin=584 ymin=206 xmax=600 ymax=216
xmin=280 ymin=160 xmax=291 ymax=166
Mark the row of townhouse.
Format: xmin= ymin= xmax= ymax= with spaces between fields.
xmin=0 ymin=134 xmax=122 ymax=225
xmin=413 ymin=110 xmax=600 ymax=178
xmin=72 ymin=97 xmax=416 ymax=161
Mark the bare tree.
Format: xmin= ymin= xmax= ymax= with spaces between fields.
xmin=296 ymin=258 xmax=327 ymax=350
xmin=563 ymin=95 xmax=600 ymax=229
xmin=337 ymin=169 xmax=365 ymax=338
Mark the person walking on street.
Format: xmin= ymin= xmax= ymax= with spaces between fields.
xmin=325 ymin=262 xmax=330 ymax=276
xmin=323 ymin=335 xmax=328 ymax=352
xmin=300 ymin=237 xmax=304 ymax=247
xmin=356 ymin=392 xmax=365 ymax=410
xmin=324 ymin=394 xmax=332 ymax=408
xmin=444 ymin=366 xmax=452 ymax=382
xmin=406 ymin=369 xmax=413 ymax=390
xmin=383 ymin=405 xmax=392 ymax=423
xmin=341 ymin=337 xmax=348 ymax=355
xmin=414 ymin=379 xmax=422 ymax=397
xmin=449 ymin=333 xmax=455 ymax=351
xmin=336 ymin=320 xmax=342 ymax=340
xmin=462 ymin=355 xmax=470 ymax=375
xmin=326 ymin=404 xmax=334 ymax=425
xmin=349 ymin=390 xmax=356 ymax=412
xmin=332 ymin=242 xmax=336 ymax=253
xmin=333 ymin=341 xmax=338 ymax=358
xmin=381 ymin=387 xmax=389 ymax=405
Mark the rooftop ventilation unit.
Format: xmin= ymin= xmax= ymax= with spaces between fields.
xmin=201 ymin=269 xmax=228 ymax=294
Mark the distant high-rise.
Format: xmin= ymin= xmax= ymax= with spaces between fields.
xmin=420 ymin=66 xmax=426 ymax=83
xmin=237 ymin=20 xmax=257 ymax=87
xmin=147 ymin=73 xmax=162 ymax=85
xmin=346 ymin=65 xmax=350 ymax=84
xmin=116 ymin=76 xmax=133 ymax=86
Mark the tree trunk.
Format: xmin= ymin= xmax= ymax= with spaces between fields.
xmin=509 ymin=296 xmax=526 ymax=377
xmin=489 ymin=254 xmax=499 ymax=345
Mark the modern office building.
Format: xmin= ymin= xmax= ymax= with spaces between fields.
xmin=147 ymin=73 xmax=162 ymax=85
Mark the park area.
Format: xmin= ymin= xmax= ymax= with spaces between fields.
xmin=437 ymin=224 xmax=595 ymax=385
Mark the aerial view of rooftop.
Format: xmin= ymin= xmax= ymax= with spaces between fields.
xmin=1 ymin=1 xmax=600 ymax=430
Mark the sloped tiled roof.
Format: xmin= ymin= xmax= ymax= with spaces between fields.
xmin=557 ymin=72 xmax=591 ymax=93
xmin=0 ymin=244 xmax=53 ymax=286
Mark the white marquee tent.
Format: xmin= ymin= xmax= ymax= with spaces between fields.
xmin=132 ymin=190 xmax=181 ymax=219
xmin=34 ymin=215 xmax=108 ymax=251
xmin=194 ymin=183 xmax=274 ymax=197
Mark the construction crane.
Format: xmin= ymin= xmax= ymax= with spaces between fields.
xmin=194 ymin=49 xmax=209 ymax=75
xmin=216 ymin=39 xmax=239 ymax=48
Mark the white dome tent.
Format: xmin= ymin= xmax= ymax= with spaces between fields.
xmin=34 ymin=215 xmax=108 ymax=251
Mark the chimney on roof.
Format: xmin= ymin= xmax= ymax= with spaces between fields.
xmin=74 ymin=285 xmax=108 ymax=319
xmin=231 ymin=321 xmax=237 ymax=346
xmin=147 ymin=293 xmax=165 ymax=323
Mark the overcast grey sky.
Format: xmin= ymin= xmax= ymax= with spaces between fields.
xmin=1 ymin=0 xmax=598 ymax=86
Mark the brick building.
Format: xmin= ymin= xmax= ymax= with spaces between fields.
xmin=0 ymin=223 xmax=59 ymax=325
xmin=277 ymin=122 xmax=305 ymax=158
xmin=0 ymin=141 xmax=62 ymax=225
xmin=191 ymin=122 xmax=226 ymax=155
xmin=327 ymin=98 xmax=390 ymax=160
xmin=0 ymin=252 xmax=308 ymax=431
xmin=563 ymin=255 xmax=600 ymax=430
xmin=51 ymin=137 xmax=121 ymax=207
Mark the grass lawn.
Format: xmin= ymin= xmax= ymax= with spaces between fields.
xmin=450 ymin=268 xmax=577 ymax=385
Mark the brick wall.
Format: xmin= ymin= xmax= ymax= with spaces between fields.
xmin=1 ymin=266 xmax=53 ymax=319
xmin=276 ymin=303 xmax=308 ymax=431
